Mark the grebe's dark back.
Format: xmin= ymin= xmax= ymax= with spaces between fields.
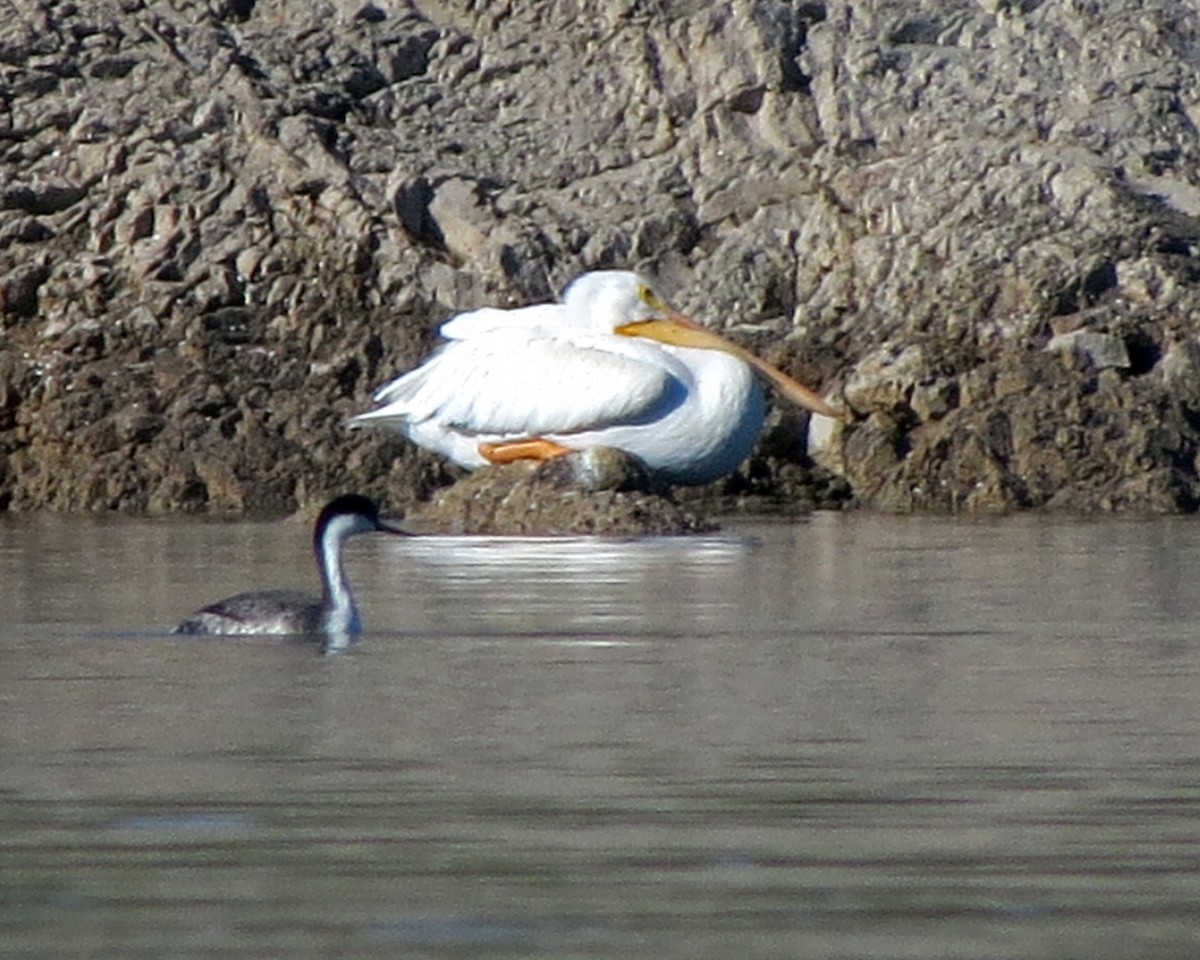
xmin=173 ymin=495 xmax=405 ymax=649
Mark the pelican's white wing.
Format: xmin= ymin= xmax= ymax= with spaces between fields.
xmin=438 ymin=303 xmax=565 ymax=340
xmin=360 ymin=330 xmax=684 ymax=437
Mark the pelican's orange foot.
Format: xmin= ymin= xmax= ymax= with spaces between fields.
xmin=479 ymin=438 xmax=574 ymax=464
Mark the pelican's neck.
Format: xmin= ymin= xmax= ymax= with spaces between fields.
xmin=315 ymin=515 xmax=363 ymax=641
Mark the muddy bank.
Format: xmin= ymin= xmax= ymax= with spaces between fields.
xmin=3 ymin=0 xmax=1200 ymax=526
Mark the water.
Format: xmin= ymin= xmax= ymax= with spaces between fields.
xmin=2 ymin=512 xmax=1200 ymax=958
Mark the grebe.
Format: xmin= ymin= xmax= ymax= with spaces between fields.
xmin=350 ymin=271 xmax=843 ymax=486
xmin=172 ymin=494 xmax=406 ymax=650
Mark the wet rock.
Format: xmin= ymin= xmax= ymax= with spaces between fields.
xmin=833 ymin=350 xmax=1200 ymax=514
xmin=537 ymin=446 xmax=666 ymax=495
xmin=405 ymin=451 xmax=714 ymax=536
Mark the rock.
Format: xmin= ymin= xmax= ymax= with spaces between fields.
xmin=535 ymin=446 xmax=666 ymax=496
xmin=1 ymin=0 xmax=1200 ymax=519
xmin=426 ymin=176 xmax=495 ymax=263
xmin=843 ymin=344 xmax=928 ymax=412
xmin=404 ymin=452 xmax=714 ymax=536
xmin=1 ymin=183 xmax=88 ymax=215
xmin=0 ymin=261 xmax=49 ymax=318
xmin=1045 ymin=330 xmax=1131 ymax=371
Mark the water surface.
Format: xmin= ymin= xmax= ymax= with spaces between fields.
xmin=2 ymin=513 xmax=1199 ymax=958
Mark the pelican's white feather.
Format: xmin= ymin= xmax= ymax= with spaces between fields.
xmin=351 ymin=270 xmax=837 ymax=485
xmin=362 ymin=329 xmax=683 ymax=436
xmin=438 ymin=303 xmax=565 ymax=340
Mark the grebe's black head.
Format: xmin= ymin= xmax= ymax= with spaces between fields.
xmin=313 ymin=495 xmax=408 ymax=548
xmin=319 ymin=494 xmax=381 ymax=524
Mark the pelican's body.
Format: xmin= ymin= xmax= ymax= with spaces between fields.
xmin=172 ymin=495 xmax=404 ymax=649
xmin=399 ymin=330 xmax=766 ymax=485
xmin=352 ymin=271 xmax=841 ymax=485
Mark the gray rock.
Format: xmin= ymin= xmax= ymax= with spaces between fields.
xmin=1045 ymin=330 xmax=1131 ymax=371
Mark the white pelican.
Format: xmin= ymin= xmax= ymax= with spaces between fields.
xmin=172 ymin=495 xmax=408 ymax=651
xmin=351 ymin=271 xmax=843 ymax=486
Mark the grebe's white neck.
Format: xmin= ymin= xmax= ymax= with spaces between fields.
xmin=314 ymin=509 xmax=375 ymax=645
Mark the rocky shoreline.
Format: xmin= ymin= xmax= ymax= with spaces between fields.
xmin=3 ymin=1 xmax=1200 ymax=528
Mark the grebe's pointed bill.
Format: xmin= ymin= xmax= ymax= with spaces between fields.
xmin=375 ymin=516 xmax=411 ymax=537
xmin=615 ymin=312 xmax=848 ymax=421
xmin=317 ymin=494 xmax=412 ymax=538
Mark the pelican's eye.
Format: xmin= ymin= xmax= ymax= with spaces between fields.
xmin=637 ymin=285 xmax=664 ymax=311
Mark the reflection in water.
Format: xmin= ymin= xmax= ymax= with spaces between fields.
xmin=2 ymin=513 xmax=1200 ymax=958
xmin=394 ymin=533 xmax=755 ymax=635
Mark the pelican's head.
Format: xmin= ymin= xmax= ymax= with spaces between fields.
xmin=560 ymin=271 xmax=667 ymax=332
xmin=562 ymin=270 xmax=846 ymax=420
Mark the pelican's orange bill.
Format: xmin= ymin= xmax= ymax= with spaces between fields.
xmin=617 ymin=316 xmax=847 ymax=420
